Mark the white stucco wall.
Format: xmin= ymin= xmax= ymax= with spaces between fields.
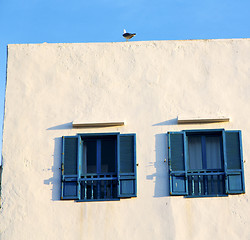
xmin=1 ymin=39 xmax=250 ymax=240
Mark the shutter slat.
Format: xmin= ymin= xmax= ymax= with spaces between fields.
xmin=118 ymin=134 xmax=137 ymax=198
xmin=170 ymin=133 xmax=185 ymax=171
xmin=64 ymin=137 xmax=78 ymax=175
xmin=225 ymin=132 xmax=241 ymax=169
xmin=224 ymin=131 xmax=245 ymax=194
xmin=168 ymin=132 xmax=188 ymax=196
xmin=61 ymin=136 xmax=79 ymax=200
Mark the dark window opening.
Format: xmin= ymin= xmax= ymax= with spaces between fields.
xmin=81 ymin=136 xmax=117 ymax=200
xmin=187 ymin=133 xmax=225 ymax=196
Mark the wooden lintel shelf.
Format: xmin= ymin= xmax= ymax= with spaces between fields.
xmin=72 ymin=122 xmax=125 ymax=128
xmin=178 ymin=117 xmax=230 ymax=124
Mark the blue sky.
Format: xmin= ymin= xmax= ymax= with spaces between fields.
xmin=1 ymin=0 xmax=250 ymax=164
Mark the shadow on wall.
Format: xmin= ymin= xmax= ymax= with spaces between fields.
xmin=45 ymin=121 xmax=71 ymax=200
xmin=146 ymin=132 xmax=176 ymax=238
xmin=0 ymin=165 xmax=2 ymax=207
xmin=47 ymin=122 xmax=72 ymax=130
xmin=152 ymin=118 xmax=177 ymax=126
xmin=146 ymin=133 xmax=170 ymax=197
xmin=44 ymin=137 xmax=62 ymax=201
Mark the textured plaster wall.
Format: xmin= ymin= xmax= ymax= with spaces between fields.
xmin=1 ymin=39 xmax=250 ymax=240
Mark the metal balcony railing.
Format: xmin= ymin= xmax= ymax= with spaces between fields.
xmin=187 ymin=170 xmax=225 ymax=196
xmin=80 ymin=174 xmax=118 ymax=200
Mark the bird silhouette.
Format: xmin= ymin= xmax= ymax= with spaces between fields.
xmin=123 ymin=29 xmax=136 ymax=41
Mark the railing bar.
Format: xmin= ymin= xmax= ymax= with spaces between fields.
xmin=81 ymin=177 xmax=117 ymax=181
xmin=188 ymin=176 xmax=190 ymax=195
xmin=83 ymin=181 xmax=86 ymax=200
xmin=187 ymin=172 xmax=224 ymax=176
xmin=110 ymin=180 xmax=113 ymax=199
xmin=211 ymin=175 xmax=213 ymax=194
xmin=85 ymin=173 xmax=117 ymax=177
xmin=217 ymin=175 xmax=221 ymax=194
xmin=198 ymin=175 xmax=201 ymax=195
xmin=91 ymin=180 xmax=94 ymax=199
xmin=97 ymin=180 xmax=100 ymax=199
xmin=204 ymin=176 xmax=208 ymax=195
xmin=104 ymin=180 xmax=107 ymax=199
xmin=192 ymin=176 xmax=195 ymax=195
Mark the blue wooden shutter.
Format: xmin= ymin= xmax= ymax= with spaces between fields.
xmin=168 ymin=132 xmax=188 ymax=195
xmin=61 ymin=136 xmax=79 ymax=200
xmin=223 ymin=130 xmax=245 ymax=194
xmin=118 ymin=134 xmax=137 ymax=198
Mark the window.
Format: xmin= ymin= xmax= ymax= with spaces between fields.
xmin=168 ymin=129 xmax=245 ymax=197
xmin=61 ymin=133 xmax=137 ymax=201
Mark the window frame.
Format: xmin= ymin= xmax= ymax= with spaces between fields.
xmin=168 ymin=129 xmax=245 ymax=198
xmin=61 ymin=132 xmax=137 ymax=202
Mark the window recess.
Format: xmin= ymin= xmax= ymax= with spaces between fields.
xmin=168 ymin=129 xmax=245 ymax=197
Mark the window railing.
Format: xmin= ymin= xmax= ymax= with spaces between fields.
xmin=80 ymin=174 xmax=118 ymax=200
xmin=187 ymin=170 xmax=225 ymax=196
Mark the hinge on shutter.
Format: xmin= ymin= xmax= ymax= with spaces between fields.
xmin=62 ymin=163 xmax=64 ymax=174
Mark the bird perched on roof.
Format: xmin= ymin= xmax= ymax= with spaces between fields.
xmin=123 ymin=29 xmax=136 ymax=41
